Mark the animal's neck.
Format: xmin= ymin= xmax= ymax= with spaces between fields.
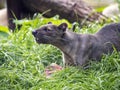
xmin=53 ymin=30 xmax=80 ymax=54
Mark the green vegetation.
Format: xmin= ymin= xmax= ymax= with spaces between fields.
xmin=0 ymin=15 xmax=120 ymax=90
xmin=116 ymin=0 xmax=120 ymax=10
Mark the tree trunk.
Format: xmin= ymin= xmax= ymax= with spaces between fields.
xmin=23 ymin=0 xmax=103 ymax=24
xmin=7 ymin=0 xmax=104 ymax=30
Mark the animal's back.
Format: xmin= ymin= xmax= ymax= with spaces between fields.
xmin=94 ymin=23 xmax=120 ymax=52
xmin=96 ymin=23 xmax=120 ymax=36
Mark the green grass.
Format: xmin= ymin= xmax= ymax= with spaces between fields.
xmin=0 ymin=15 xmax=120 ymax=90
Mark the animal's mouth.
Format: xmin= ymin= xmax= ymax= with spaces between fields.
xmin=35 ymin=37 xmax=39 ymax=41
xmin=32 ymin=30 xmax=40 ymax=43
xmin=34 ymin=37 xmax=39 ymax=43
xmin=33 ymin=35 xmax=49 ymax=44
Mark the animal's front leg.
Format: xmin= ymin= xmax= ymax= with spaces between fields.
xmin=63 ymin=53 xmax=75 ymax=66
xmin=75 ymin=47 xmax=92 ymax=67
xmin=75 ymin=40 xmax=93 ymax=67
xmin=75 ymin=55 xmax=89 ymax=67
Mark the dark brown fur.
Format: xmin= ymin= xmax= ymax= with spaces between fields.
xmin=32 ymin=23 xmax=120 ymax=67
xmin=7 ymin=0 xmax=34 ymax=30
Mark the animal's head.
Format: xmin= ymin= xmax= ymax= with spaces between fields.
xmin=32 ymin=22 xmax=68 ymax=44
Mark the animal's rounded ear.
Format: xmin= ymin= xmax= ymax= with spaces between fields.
xmin=48 ymin=22 xmax=52 ymax=24
xmin=58 ymin=23 xmax=68 ymax=32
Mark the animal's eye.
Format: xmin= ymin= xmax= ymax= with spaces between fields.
xmin=44 ymin=28 xmax=51 ymax=31
xmin=45 ymin=29 xmax=49 ymax=31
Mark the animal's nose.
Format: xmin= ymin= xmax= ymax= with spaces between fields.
xmin=32 ymin=30 xmax=37 ymax=36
